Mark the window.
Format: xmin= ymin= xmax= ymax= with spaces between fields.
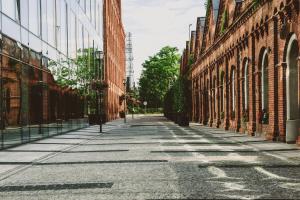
xmin=220 ymin=72 xmax=224 ymax=112
xmin=80 ymin=0 xmax=85 ymax=12
xmin=47 ymin=0 xmax=55 ymax=46
xmin=86 ymin=0 xmax=91 ymax=19
xmin=213 ymin=77 xmax=216 ymax=118
xmin=29 ymin=0 xmax=40 ymax=35
xmin=60 ymin=0 xmax=67 ymax=55
xmin=16 ymin=0 xmax=20 ymax=21
xmin=91 ymin=0 xmax=95 ymax=26
xmin=68 ymin=11 xmax=77 ymax=58
xmin=2 ymin=0 xmax=15 ymax=19
xmin=77 ymin=21 xmax=84 ymax=55
xmin=243 ymin=59 xmax=249 ymax=110
xmin=231 ymin=69 xmax=236 ymax=116
xmin=41 ymin=0 xmax=48 ymax=41
xmin=261 ymin=50 xmax=268 ymax=111
xmin=20 ymin=0 xmax=29 ymax=28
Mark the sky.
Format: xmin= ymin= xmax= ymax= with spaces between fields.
xmin=123 ymin=0 xmax=206 ymax=84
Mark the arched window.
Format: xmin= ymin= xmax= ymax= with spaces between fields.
xmin=213 ymin=76 xmax=216 ymax=118
xmin=243 ymin=59 xmax=249 ymax=111
xmin=261 ymin=50 xmax=269 ymax=111
xmin=220 ymin=72 xmax=225 ymax=112
xmin=231 ymin=68 xmax=236 ymax=118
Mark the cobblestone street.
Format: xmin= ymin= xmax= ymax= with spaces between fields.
xmin=0 ymin=115 xmax=300 ymax=199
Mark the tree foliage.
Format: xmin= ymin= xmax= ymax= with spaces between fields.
xmin=164 ymin=76 xmax=187 ymax=114
xmin=48 ymin=48 xmax=101 ymax=95
xmin=138 ymin=46 xmax=180 ymax=108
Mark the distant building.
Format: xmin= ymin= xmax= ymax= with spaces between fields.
xmin=181 ymin=0 xmax=300 ymax=143
xmin=103 ymin=0 xmax=126 ymax=121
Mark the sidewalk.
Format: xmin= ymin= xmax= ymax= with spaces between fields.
xmin=189 ymin=122 xmax=300 ymax=162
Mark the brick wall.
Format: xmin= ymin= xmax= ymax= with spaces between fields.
xmin=103 ymin=0 xmax=126 ymax=121
xmin=183 ymin=0 xmax=300 ymax=142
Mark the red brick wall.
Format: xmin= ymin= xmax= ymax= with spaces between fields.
xmin=103 ymin=0 xmax=126 ymax=121
xmin=186 ymin=0 xmax=300 ymax=142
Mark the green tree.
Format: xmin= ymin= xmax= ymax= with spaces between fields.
xmin=48 ymin=48 xmax=101 ymax=95
xmin=138 ymin=46 xmax=180 ymax=108
xmin=48 ymin=48 xmax=102 ymax=115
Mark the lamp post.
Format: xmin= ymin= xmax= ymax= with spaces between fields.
xmin=95 ymin=50 xmax=104 ymax=133
xmin=123 ymin=79 xmax=127 ymax=123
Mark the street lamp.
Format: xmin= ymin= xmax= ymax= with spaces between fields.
xmin=123 ymin=79 xmax=127 ymax=123
xmin=95 ymin=50 xmax=104 ymax=133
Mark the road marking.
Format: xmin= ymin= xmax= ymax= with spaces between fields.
xmin=254 ymin=167 xmax=292 ymax=180
xmin=207 ymin=166 xmax=240 ymax=179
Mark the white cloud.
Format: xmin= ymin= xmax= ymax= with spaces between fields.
xmin=123 ymin=0 xmax=206 ymax=84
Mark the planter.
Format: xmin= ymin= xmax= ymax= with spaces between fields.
xmin=88 ymin=114 xmax=107 ymax=125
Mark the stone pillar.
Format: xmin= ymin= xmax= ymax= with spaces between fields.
xmin=248 ymin=34 xmax=256 ymax=135
xmin=192 ymin=79 xmax=195 ymax=121
xmin=236 ymin=51 xmax=241 ymax=132
xmin=198 ymin=77 xmax=201 ymax=123
xmin=267 ymin=16 xmax=279 ymax=140
xmin=216 ymin=66 xmax=221 ymax=127
xmin=209 ymin=70 xmax=213 ymax=127
xmin=255 ymin=69 xmax=262 ymax=135
xmin=224 ymin=60 xmax=230 ymax=130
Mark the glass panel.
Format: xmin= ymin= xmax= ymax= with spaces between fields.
xmin=41 ymin=0 xmax=48 ymax=42
xmin=0 ymin=37 xmax=24 ymax=147
xmin=20 ymin=0 xmax=29 ymax=28
xmin=47 ymin=0 xmax=55 ymax=46
xmin=29 ymin=0 xmax=40 ymax=36
xmin=68 ymin=11 xmax=77 ymax=58
xmin=2 ymin=0 xmax=15 ymax=19
xmin=2 ymin=15 xmax=21 ymax=42
xmin=77 ymin=22 xmax=83 ymax=56
xmin=55 ymin=0 xmax=61 ymax=51
xmin=80 ymin=0 xmax=85 ymax=11
xmin=60 ymin=0 xmax=67 ymax=55
xmin=86 ymin=0 xmax=91 ymax=19
xmin=29 ymin=32 xmax=41 ymax=52
xmin=91 ymin=0 xmax=95 ymax=27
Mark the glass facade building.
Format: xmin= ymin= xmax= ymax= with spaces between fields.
xmin=0 ymin=0 xmax=103 ymax=149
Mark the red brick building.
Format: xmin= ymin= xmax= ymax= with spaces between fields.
xmin=103 ymin=0 xmax=126 ymax=121
xmin=181 ymin=0 xmax=300 ymax=143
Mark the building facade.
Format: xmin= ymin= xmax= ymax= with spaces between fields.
xmin=182 ymin=0 xmax=300 ymax=143
xmin=103 ymin=0 xmax=126 ymax=121
xmin=0 ymin=0 xmax=104 ymax=140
